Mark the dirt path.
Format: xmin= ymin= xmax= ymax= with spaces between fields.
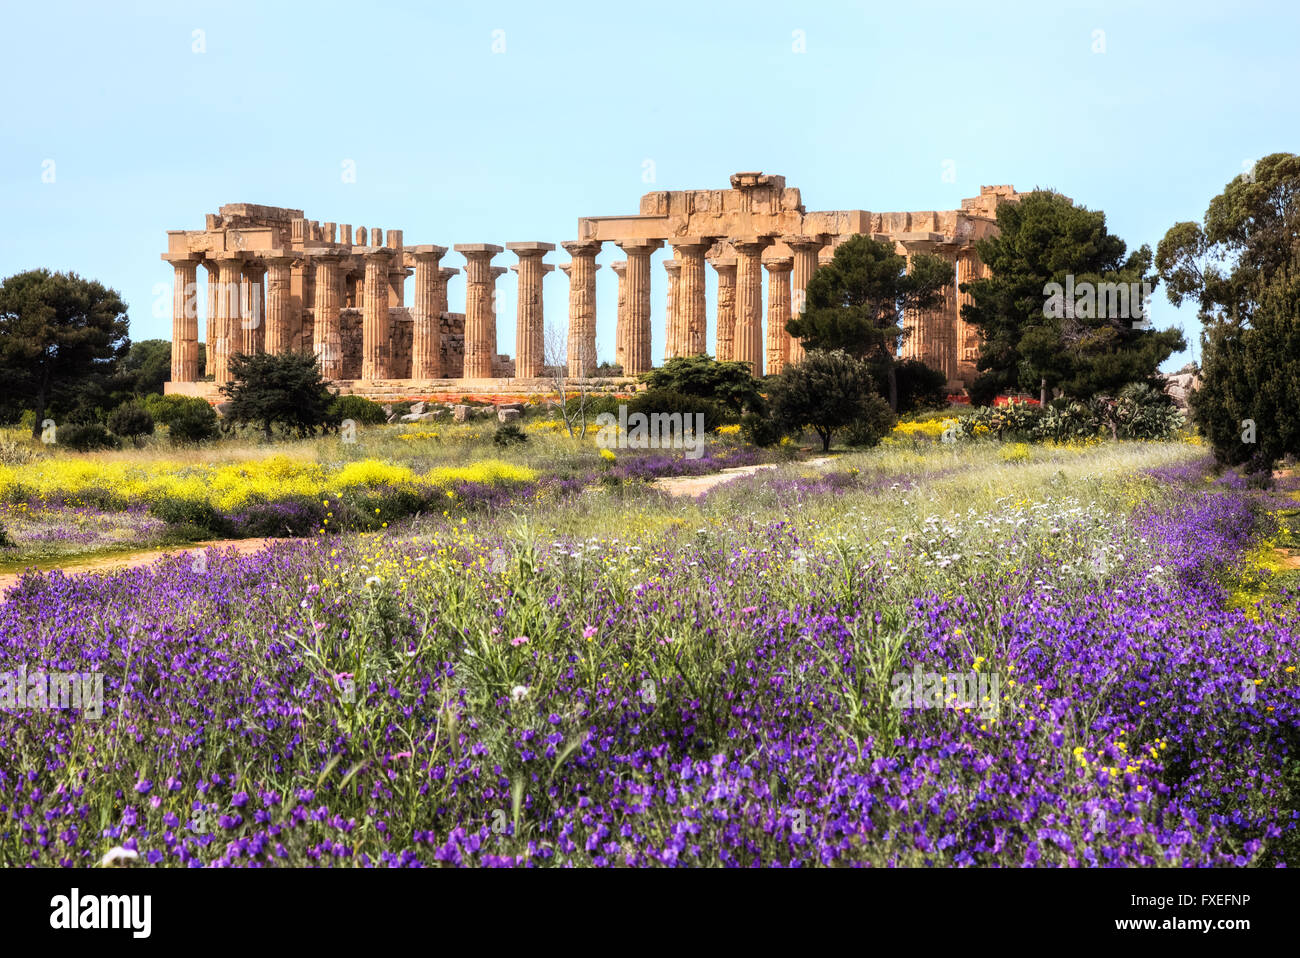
xmin=0 ymin=538 xmax=296 ymax=592
xmin=654 ymin=457 xmax=835 ymax=498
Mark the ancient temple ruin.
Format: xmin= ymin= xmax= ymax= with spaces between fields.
xmin=163 ymin=174 xmax=1025 ymax=399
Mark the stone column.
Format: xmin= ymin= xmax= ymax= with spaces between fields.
xmin=439 ymin=266 xmax=459 ymax=376
xmin=786 ymin=235 xmax=825 ymax=367
xmin=241 ymin=263 xmax=266 ymax=355
xmin=932 ymin=248 xmax=959 ymax=386
xmin=386 ymin=229 xmax=405 ymax=306
xmin=311 ymin=255 xmax=344 ymax=380
xmin=205 ymin=262 xmax=217 ymax=377
xmin=711 ymin=257 xmax=737 ymax=361
xmin=507 ymin=242 xmax=555 ymax=379
xmin=438 ymin=267 xmax=458 ymax=319
xmin=455 ymin=245 xmax=504 ymax=379
xmin=673 ymin=240 xmax=711 ymax=357
xmin=362 ymin=250 xmax=392 ymax=381
xmin=731 ymin=238 xmax=773 ymax=375
xmin=611 ymin=261 xmax=628 ymax=371
xmin=764 ymin=257 xmax=793 ymax=375
xmin=264 ymin=256 xmax=295 ymax=355
xmin=410 ymin=246 xmax=448 ymax=380
xmin=956 ymin=247 xmax=983 ymax=387
xmin=167 ymin=257 xmax=200 ymax=382
xmin=616 ymin=239 xmax=663 ymax=375
xmin=662 ymin=259 xmax=682 ymax=359
xmin=212 ymin=255 xmax=244 ymax=385
xmin=561 ymin=240 xmax=602 ymax=377
xmin=489 ymin=266 xmax=508 ymax=368
xmin=900 ymin=250 xmax=921 ymax=362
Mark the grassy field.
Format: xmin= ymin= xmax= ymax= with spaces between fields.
xmin=3 ymin=433 xmax=1298 ymax=867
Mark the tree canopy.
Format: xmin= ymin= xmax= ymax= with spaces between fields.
xmin=219 ymin=351 xmax=338 ymax=440
xmin=0 ymin=269 xmax=130 ymax=435
xmin=963 ymin=190 xmax=1183 ymax=403
xmin=639 ymin=354 xmax=764 ymax=415
xmin=767 ymin=348 xmax=896 ymax=451
xmin=786 ymin=235 xmax=950 ymax=409
xmin=1157 ymin=153 xmax=1300 ymax=472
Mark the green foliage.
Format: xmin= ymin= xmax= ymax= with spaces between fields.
xmin=1158 ymin=153 xmax=1300 ymax=472
xmin=0 ymin=269 xmax=131 ymax=436
xmin=876 ymin=358 xmax=949 ymax=413
xmin=147 ymin=496 xmax=229 ymax=538
xmin=107 ymin=402 xmax=155 ymax=439
xmin=56 ymin=422 xmax=118 ymax=452
xmin=787 ymin=235 xmax=950 ymax=409
xmin=493 ymin=423 xmax=528 ymax=447
xmin=219 ymin=351 xmax=338 ymax=440
xmin=964 ymin=191 xmax=1183 ymax=401
xmin=740 ymin=411 xmax=785 ymax=447
xmin=959 ymin=387 xmax=1184 ymax=443
xmin=331 ymin=394 xmax=388 ymax=426
xmin=163 ymin=397 xmax=219 ymax=445
xmin=121 ymin=339 xmax=172 ymax=396
xmin=639 ymin=355 xmax=763 ymax=416
xmin=768 ymin=349 xmax=897 ymax=452
xmin=842 ymin=398 xmax=898 ymax=448
xmin=626 ymin=389 xmax=730 ymax=432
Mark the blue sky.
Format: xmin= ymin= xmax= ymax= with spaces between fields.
xmin=1 ymin=0 xmax=1294 ymax=371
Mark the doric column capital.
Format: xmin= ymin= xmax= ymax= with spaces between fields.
xmin=670 ymin=238 xmax=715 ymax=256
xmin=454 ymin=243 xmax=504 ymax=263
xmin=510 ymin=263 xmax=555 ymax=274
xmin=161 ymin=252 xmax=202 ymax=267
xmin=611 ymin=260 xmax=628 ymax=275
xmin=784 ymin=234 xmax=828 ymax=253
xmin=763 ymin=257 xmax=794 ymax=274
xmin=406 ymin=244 xmax=448 ymax=264
xmin=561 ymin=240 xmax=602 ymax=259
xmin=710 ymin=256 xmax=738 ymax=274
xmin=663 ymin=259 xmax=682 ymax=274
xmin=729 ymin=236 xmax=776 ymax=256
xmin=507 ymin=241 xmax=557 ymax=259
xmin=615 ymin=238 xmax=664 ymax=256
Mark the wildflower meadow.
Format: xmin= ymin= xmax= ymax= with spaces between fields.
xmin=2 ymin=418 xmax=1297 ymax=870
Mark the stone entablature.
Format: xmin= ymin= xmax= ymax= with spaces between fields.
xmin=165 ymin=176 xmax=1027 ymax=396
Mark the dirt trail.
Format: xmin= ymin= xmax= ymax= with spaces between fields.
xmin=653 ymin=457 xmax=835 ymax=497
xmin=0 ymin=538 xmax=296 ymax=592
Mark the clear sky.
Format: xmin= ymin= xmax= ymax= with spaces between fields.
xmin=1 ymin=0 xmax=1294 ymax=372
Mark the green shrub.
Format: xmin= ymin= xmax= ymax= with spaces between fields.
xmin=843 ymin=395 xmax=898 ymax=448
xmin=56 ymin=422 xmax=118 ymax=452
xmin=107 ymin=402 xmax=155 ymax=439
xmin=626 ymin=389 xmax=731 ymax=432
xmin=147 ymin=497 xmax=229 ymax=537
xmin=768 ymin=350 xmax=895 ymax=452
xmin=493 ymin=423 xmax=528 ymax=447
xmin=166 ymin=398 xmax=219 ymax=444
xmin=332 ymin=394 xmax=388 ymax=426
xmin=640 ymin=355 xmax=764 ymax=416
xmin=740 ymin=412 xmax=785 ymax=447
